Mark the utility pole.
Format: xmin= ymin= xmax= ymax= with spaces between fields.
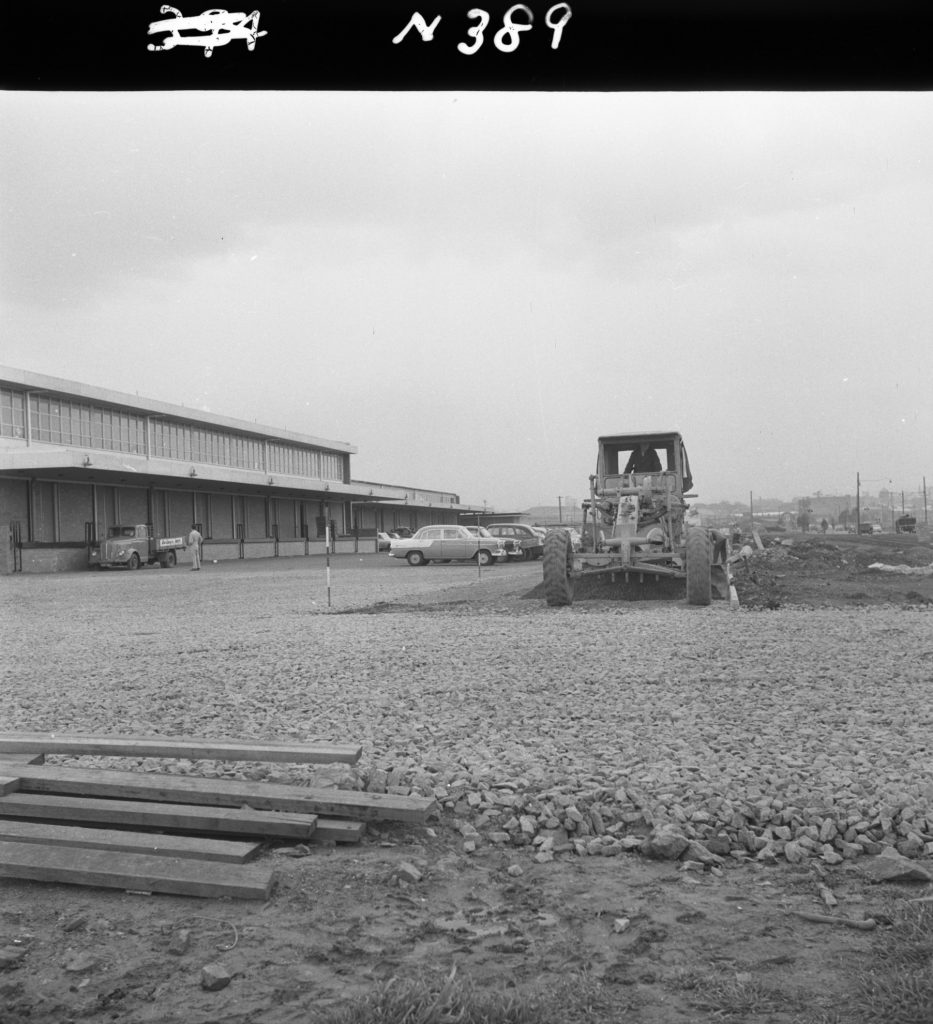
xmin=856 ymin=473 xmax=860 ymax=534
xmin=925 ymin=477 xmax=929 ymax=526
xmin=558 ymin=496 xmax=563 ymax=523
xmin=749 ymin=491 xmax=754 ymax=526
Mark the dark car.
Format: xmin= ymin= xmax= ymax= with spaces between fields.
xmin=484 ymin=523 xmax=545 ymax=561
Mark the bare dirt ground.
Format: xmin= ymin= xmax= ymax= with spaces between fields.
xmin=1 ymin=532 xmax=931 ymax=1024
xmin=730 ymin=529 xmax=933 ymax=611
xmin=1 ymin=831 xmax=907 ymax=1024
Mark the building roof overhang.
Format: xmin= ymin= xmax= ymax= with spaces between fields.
xmin=0 ymin=443 xmax=486 ymax=510
xmin=0 ymin=444 xmax=394 ymax=501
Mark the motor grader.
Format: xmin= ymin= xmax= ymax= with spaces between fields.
xmin=542 ymin=431 xmax=732 ymax=607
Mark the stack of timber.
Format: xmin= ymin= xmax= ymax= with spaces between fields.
xmin=0 ymin=733 xmax=436 ymax=900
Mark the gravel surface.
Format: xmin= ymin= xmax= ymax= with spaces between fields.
xmin=2 ymin=556 xmax=932 ymax=868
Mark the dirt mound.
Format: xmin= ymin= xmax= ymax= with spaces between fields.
xmin=734 ymin=531 xmax=933 ymax=610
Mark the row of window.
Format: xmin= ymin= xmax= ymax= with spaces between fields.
xmin=0 ymin=388 xmax=26 ymax=434
xmin=0 ymin=387 xmax=346 ymax=482
xmin=29 ymin=396 xmax=148 ymax=453
xmin=267 ymin=441 xmax=344 ymax=481
xmin=150 ymin=419 xmax=266 ymax=471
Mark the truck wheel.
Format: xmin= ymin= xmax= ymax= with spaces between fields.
xmin=685 ymin=528 xmax=712 ymax=606
xmin=164 ymin=550 xmax=177 ymax=568
xmin=127 ymin=553 xmax=141 ymax=571
xmin=407 ymin=551 xmax=425 ymax=567
xmin=543 ymin=529 xmax=574 ymax=606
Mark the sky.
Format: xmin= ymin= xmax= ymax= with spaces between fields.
xmin=2 ymin=91 xmax=931 ymax=511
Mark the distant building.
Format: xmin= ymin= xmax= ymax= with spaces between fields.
xmin=0 ymin=366 xmax=483 ymax=573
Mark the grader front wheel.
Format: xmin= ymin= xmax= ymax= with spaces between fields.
xmin=685 ymin=528 xmax=712 ymax=606
xmin=543 ymin=529 xmax=575 ymax=607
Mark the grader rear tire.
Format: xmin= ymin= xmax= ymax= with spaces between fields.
xmin=685 ymin=528 xmax=712 ymax=606
xmin=543 ymin=529 xmax=574 ymax=607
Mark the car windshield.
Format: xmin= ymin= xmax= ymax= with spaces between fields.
xmin=466 ymin=526 xmax=490 ymax=537
xmin=107 ymin=526 xmax=137 ymax=538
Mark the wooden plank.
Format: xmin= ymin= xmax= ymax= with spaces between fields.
xmin=312 ymin=818 xmax=365 ymax=844
xmin=0 ymin=819 xmax=262 ymax=862
xmin=0 ymin=840 xmax=275 ymax=899
xmin=0 ymin=733 xmax=361 ymax=765
xmin=0 ymin=762 xmax=436 ymax=823
xmin=0 ymin=793 xmax=317 ymax=839
xmin=0 ymin=752 xmax=45 ymax=765
xmin=0 ymin=777 xmax=19 ymax=796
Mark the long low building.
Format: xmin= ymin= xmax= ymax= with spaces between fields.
xmin=0 ymin=367 xmax=482 ymax=573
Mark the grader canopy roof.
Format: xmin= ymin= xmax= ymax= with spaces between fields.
xmin=595 ymin=432 xmax=693 ymax=492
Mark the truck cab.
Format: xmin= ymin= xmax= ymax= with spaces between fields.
xmin=89 ymin=524 xmax=187 ymax=570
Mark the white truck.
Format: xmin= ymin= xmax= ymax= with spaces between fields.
xmin=89 ymin=524 xmax=188 ymax=570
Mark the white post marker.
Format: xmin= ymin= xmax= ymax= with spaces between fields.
xmin=325 ymin=517 xmax=332 ymax=608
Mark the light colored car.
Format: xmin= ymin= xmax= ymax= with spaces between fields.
xmin=376 ymin=531 xmax=396 ymax=551
xmin=484 ymin=523 xmax=545 ymax=560
xmin=388 ymin=525 xmax=508 ymax=566
xmin=465 ymin=525 xmax=522 ymax=560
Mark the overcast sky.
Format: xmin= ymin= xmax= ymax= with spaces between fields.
xmin=2 ymin=91 xmax=931 ymax=510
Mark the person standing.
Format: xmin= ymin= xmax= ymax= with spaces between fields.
xmin=187 ymin=524 xmax=203 ymax=571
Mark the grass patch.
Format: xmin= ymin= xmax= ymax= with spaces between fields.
xmin=859 ymin=900 xmax=933 ymax=1024
xmin=686 ymin=970 xmax=790 ymax=1019
xmin=793 ymin=900 xmax=933 ymax=1024
xmin=317 ymin=967 xmax=624 ymax=1024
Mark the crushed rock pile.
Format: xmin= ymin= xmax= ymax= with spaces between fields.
xmin=3 ymin=570 xmax=932 ymax=875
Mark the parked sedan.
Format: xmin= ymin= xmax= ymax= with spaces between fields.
xmin=465 ymin=525 xmax=523 ymax=560
xmin=388 ymin=525 xmax=508 ymax=566
xmin=484 ymin=523 xmax=545 ymax=560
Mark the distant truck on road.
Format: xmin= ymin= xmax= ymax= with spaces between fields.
xmin=895 ymin=515 xmax=917 ymax=534
xmin=89 ymin=524 xmax=187 ymax=570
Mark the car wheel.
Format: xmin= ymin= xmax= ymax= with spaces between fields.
xmin=406 ymin=551 xmax=425 ymax=567
xmin=477 ymin=549 xmax=494 ymax=567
